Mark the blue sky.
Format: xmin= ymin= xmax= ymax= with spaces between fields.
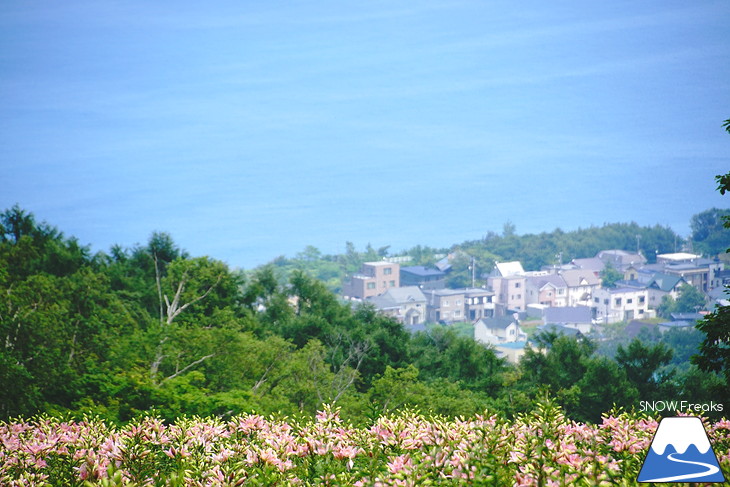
xmin=2 ymin=0 xmax=729 ymax=268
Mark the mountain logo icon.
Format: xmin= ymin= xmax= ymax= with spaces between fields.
xmin=638 ymin=416 xmax=726 ymax=483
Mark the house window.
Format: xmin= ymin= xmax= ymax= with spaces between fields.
xmin=627 ymin=298 xmax=633 ymax=304
xmin=454 ymin=310 xmax=462 ymax=317
xmin=615 ymin=298 xmax=622 ymax=306
xmin=558 ymin=289 xmax=564 ymax=295
xmin=515 ymin=282 xmax=521 ymax=288
xmin=389 ymin=280 xmax=395 ymax=287
xmin=367 ymin=282 xmax=376 ymax=289
xmin=456 ymin=299 xmax=462 ymax=306
xmin=443 ymin=300 xmax=450 ymax=307
xmin=594 ymin=297 xmax=599 ymax=303
xmin=639 ymin=296 xmax=645 ymax=304
xmin=384 ymin=268 xmax=392 ymax=275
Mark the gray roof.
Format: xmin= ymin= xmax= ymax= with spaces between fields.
xmin=658 ymin=320 xmax=694 ymax=329
xmin=401 ymin=266 xmax=445 ymax=278
xmin=559 ymin=269 xmax=600 ymax=287
xmin=615 ymin=279 xmax=648 ymax=289
xmin=368 ymin=286 xmax=427 ymax=308
xmin=666 ymin=262 xmax=712 ymax=271
xmin=597 ymin=250 xmax=647 ymax=268
xmin=426 ymin=288 xmax=466 ymax=297
xmin=544 ymin=306 xmax=593 ymax=324
xmin=526 ymin=273 xmax=565 ymax=289
xmin=463 ymin=287 xmax=495 ymax=297
xmin=571 ymin=257 xmax=605 ymax=273
xmin=478 ymin=316 xmax=518 ymax=330
xmin=536 ymin=323 xmax=582 ymax=337
xmin=709 ymin=286 xmax=730 ymax=300
xmin=435 ymin=256 xmax=452 ymax=272
xmin=647 ymin=273 xmax=685 ymax=292
xmin=669 ymin=312 xmax=703 ymax=322
xmin=606 ymin=286 xmax=644 ymax=294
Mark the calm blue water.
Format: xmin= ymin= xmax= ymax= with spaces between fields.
xmin=177 ymin=154 xmax=727 ymax=268
xmin=5 ymin=147 xmax=728 ymax=269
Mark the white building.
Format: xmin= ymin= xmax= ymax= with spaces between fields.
xmin=593 ymin=287 xmax=654 ymax=323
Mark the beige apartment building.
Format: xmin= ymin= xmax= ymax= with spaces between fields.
xmin=342 ymin=261 xmax=400 ymax=299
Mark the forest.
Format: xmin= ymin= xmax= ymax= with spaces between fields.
xmin=1 ymin=203 xmax=728 ymax=428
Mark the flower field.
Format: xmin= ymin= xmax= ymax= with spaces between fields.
xmin=1 ymin=403 xmax=729 ymax=486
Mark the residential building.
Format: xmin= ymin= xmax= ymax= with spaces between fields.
xmin=535 ymin=323 xmax=584 ymax=339
xmin=543 ymin=306 xmax=594 ymax=334
xmin=656 ymin=312 xmax=702 ymax=333
xmin=425 ymin=289 xmax=466 ymax=323
xmin=646 ymin=273 xmax=689 ymax=306
xmin=571 ymin=257 xmax=605 ymax=277
xmin=593 ymin=287 xmax=652 ymax=323
xmin=654 ymin=253 xmax=722 ymax=293
xmin=474 ymin=315 xmax=526 ymax=345
xmin=709 ymin=286 xmax=730 ymax=307
xmin=596 ymin=250 xmax=647 ymax=272
xmin=525 ymin=273 xmax=568 ymax=307
xmin=487 ymin=261 xmax=528 ymax=311
xmin=367 ymin=286 xmax=427 ymax=326
xmin=424 ymin=288 xmax=496 ymax=323
xmin=559 ymin=269 xmax=600 ymax=307
xmin=616 ymin=273 xmax=689 ymax=310
xmin=400 ymin=266 xmax=446 ymax=289
xmin=342 ymin=261 xmax=400 ymax=299
xmin=493 ymin=341 xmax=527 ymax=364
xmin=463 ymin=288 xmax=497 ymax=321
xmin=492 ymin=261 xmax=525 ymax=277
xmin=489 ymin=274 xmax=527 ymax=311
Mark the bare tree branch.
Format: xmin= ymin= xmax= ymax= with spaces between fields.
xmin=159 ymin=353 xmax=215 ymax=385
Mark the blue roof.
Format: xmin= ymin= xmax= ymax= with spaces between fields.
xmin=497 ymin=341 xmax=527 ymax=349
xmin=658 ymin=321 xmax=694 ymax=328
xmin=401 ymin=266 xmax=445 ymax=277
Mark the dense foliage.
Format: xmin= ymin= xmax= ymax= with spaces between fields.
xmin=3 ymin=401 xmax=729 ymax=486
xmin=1 ymin=204 xmax=726 ymax=428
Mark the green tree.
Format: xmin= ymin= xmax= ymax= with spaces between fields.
xmin=409 ymin=326 xmax=505 ymax=396
xmin=573 ymin=357 xmax=638 ymax=423
xmin=600 ymin=262 xmax=623 ymax=288
xmin=615 ymin=339 xmax=673 ymax=400
xmin=693 ymin=153 xmax=730 ymax=405
xmin=691 ymin=208 xmax=730 ymax=257
xmin=518 ymin=333 xmax=640 ymax=422
xmin=368 ymin=365 xmax=489 ymax=417
xmin=658 ymin=284 xmax=707 ymax=317
xmin=148 ymin=256 xmax=241 ymax=386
